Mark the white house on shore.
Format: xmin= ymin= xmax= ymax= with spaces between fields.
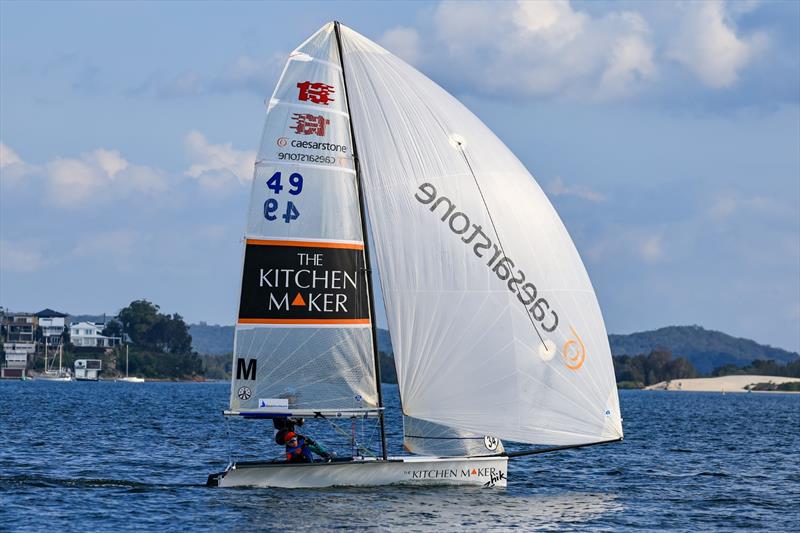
xmin=69 ymin=322 xmax=121 ymax=348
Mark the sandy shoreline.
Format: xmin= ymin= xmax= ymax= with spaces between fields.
xmin=645 ymin=375 xmax=800 ymax=393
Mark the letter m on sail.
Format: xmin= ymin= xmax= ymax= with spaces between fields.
xmin=236 ymin=358 xmax=257 ymax=380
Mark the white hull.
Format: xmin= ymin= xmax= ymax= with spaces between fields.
xmin=117 ymin=377 xmax=145 ymax=383
xmin=212 ymin=455 xmax=508 ymax=488
xmin=37 ymin=375 xmax=72 ymax=382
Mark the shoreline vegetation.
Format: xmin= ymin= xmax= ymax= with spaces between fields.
xmin=3 ymin=299 xmax=799 ymax=388
xmin=614 ymin=349 xmax=800 ymax=391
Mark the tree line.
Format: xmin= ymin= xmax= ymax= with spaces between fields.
xmin=613 ymin=348 xmax=800 ymax=389
xmin=105 ymin=300 xmax=202 ymax=379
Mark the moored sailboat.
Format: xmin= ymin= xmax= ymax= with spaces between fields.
xmin=37 ymin=338 xmax=72 ymax=382
xmin=117 ymin=344 xmax=145 ymax=383
xmin=209 ymin=21 xmax=622 ymax=489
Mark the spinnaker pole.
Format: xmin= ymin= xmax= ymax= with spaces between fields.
xmin=333 ymin=21 xmax=388 ymax=461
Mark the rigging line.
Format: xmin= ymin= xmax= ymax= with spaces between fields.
xmin=319 ymin=413 xmax=377 ymax=457
xmin=225 ymin=417 xmax=233 ymax=467
xmin=404 ymin=434 xmax=484 ymax=440
xmin=456 ymin=144 xmax=547 ymax=350
xmin=501 ymin=437 xmax=622 ymax=458
xmin=384 ymin=62 xmax=546 ymax=352
xmin=333 ymin=20 xmax=388 ymax=461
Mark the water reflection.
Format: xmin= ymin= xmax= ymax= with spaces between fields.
xmin=220 ymin=487 xmax=621 ymax=531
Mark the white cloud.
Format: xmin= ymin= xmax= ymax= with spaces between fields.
xmin=88 ymin=148 xmax=128 ymax=178
xmin=380 ymin=27 xmax=422 ymax=64
xmin=0 ymin=142 xmax=37 ymax=183
xmin=184 ymin=130 xmax=256 ymax=190
xmin=44 ymin=149 xmax=167 ymax=208
xmin=548 ymin=176 xmax=606 ymax=202
xmin=0 ymin=240 xmax=45 ymax=273
xmin=599 ymin=28 xmax=655 ymax=97
xmin=0 ymin=143 xmax=23 ymax=168
xmin=381 ymin=0 xmax=656 ymax=100
xmin=667 ymin=0 xmax=767 ymax=88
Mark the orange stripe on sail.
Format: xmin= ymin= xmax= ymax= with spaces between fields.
xmin=237 ymin=318 xmax=371 ymax=325
xmin=246 ymin=239 xmax=364 ymax=250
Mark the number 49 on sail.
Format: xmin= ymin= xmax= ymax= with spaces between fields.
xmin=263 ymin=171 xmax=303 ymax=223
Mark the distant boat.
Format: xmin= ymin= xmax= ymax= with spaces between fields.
xmin=209 ymin=22 xmax=622 ymax=489
xmin=38 ymin=340 xmax=72 ymax=382
xmin=117 ymin=344 xmax=145 ymax=383
xmin=74 ymin=359 xmax=102 ymax=381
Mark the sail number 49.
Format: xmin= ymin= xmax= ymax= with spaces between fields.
xmin=264 ymin=171 xmax=303 ymax=223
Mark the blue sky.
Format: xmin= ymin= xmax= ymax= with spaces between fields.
xmin=1 ymin=1 xmax=798 ymax=352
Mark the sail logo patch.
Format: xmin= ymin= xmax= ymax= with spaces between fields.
xmin=238 ymin=240 xmax=370 ymax=324
xmin=258 ymin=398 xmax=289 ymax=408
xmin=291 ymin=113 xmax=329 ymax=136
xmin=237 ymin=386 xmax=252 ymax=400
xmin=296 ymin=81 xmax=335 ymax=105
xmin=483 ymin=436 xmax=500 ymax=451
xmin=562 ymin=326 xmax=586 ymax=370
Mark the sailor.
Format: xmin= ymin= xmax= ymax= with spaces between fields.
xmin=274 ymin=417 xmax=333 ymax=461
xmin=284 ymin=432 xmax=314 ymax=463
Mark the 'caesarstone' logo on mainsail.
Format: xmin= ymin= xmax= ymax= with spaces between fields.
xmin=414 ymin=182 xmax=590 ymax=371
xmin=414 ymin=182 xmax=559 ymax=332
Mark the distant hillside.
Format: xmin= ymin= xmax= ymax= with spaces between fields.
xmin=189 ymin=323 xmax=798 ymax=376
xmin=190 ymin=323 xmax=234 ymax=355
xmin=609 ymin=325 xmax=799 ymax=374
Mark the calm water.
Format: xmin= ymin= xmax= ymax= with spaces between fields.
xmin=1 ymin=381 xmax=798 ymax=532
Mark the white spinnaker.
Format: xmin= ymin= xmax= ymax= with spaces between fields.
xmin=403 ymin=415 xmax=505 ymax=457
xmin=229 ymin=24 xmax=378 ymax=413
xmin=340 ymin=25 xmax=622 ymax=446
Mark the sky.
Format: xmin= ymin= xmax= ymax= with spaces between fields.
xmin=1 ymin=0 xmax=798 ymax=352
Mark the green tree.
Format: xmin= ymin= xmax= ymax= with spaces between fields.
xmin=118 ymin=300 xmax=161 ymax=346
xmin=115 ymin=300 xmax=200 ymax=379
xmin=102 ymin=319 xmax=123 ymax=339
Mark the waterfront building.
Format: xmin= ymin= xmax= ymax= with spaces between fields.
xmin=69 ymin=321 xmax=121 ymax=348
xmin=36 ymin=308 xmax=68 ymax=345
xmin=1 ymin=312 xmax=37 ymax=379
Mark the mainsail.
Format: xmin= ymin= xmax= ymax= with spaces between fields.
xmin=339 ymin=25 xmax=623 ymax=447
xmin=228 ymin=25 xmax=379 ymax=417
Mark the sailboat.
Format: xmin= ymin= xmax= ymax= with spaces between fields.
xmin=208 ymin=22 xmax=622 ymax=488
xmin=118 ymin=344 xmax=145 ymax=383
xmin=38 ymin=338 xmax=72 ymax=382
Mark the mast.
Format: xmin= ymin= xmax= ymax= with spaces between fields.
xmin=333 ymin=21 xmax=388 ymax=461
xmin=126 ymin=344 xmax=129 ymax=378
xmin=44 ymin=336 xmax=48 ymax=373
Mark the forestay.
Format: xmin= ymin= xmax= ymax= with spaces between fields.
xmin=228 ymin=25 xmax=378 ymax=415
xmin=339 ymin=25 xmax=623 ymax=446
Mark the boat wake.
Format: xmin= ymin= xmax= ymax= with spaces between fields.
xmin=0 ymin=474 xmax=199 ymax=490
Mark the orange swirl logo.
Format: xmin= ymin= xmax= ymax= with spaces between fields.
xmin=562 ymin=326 xmax=586 ymax=371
